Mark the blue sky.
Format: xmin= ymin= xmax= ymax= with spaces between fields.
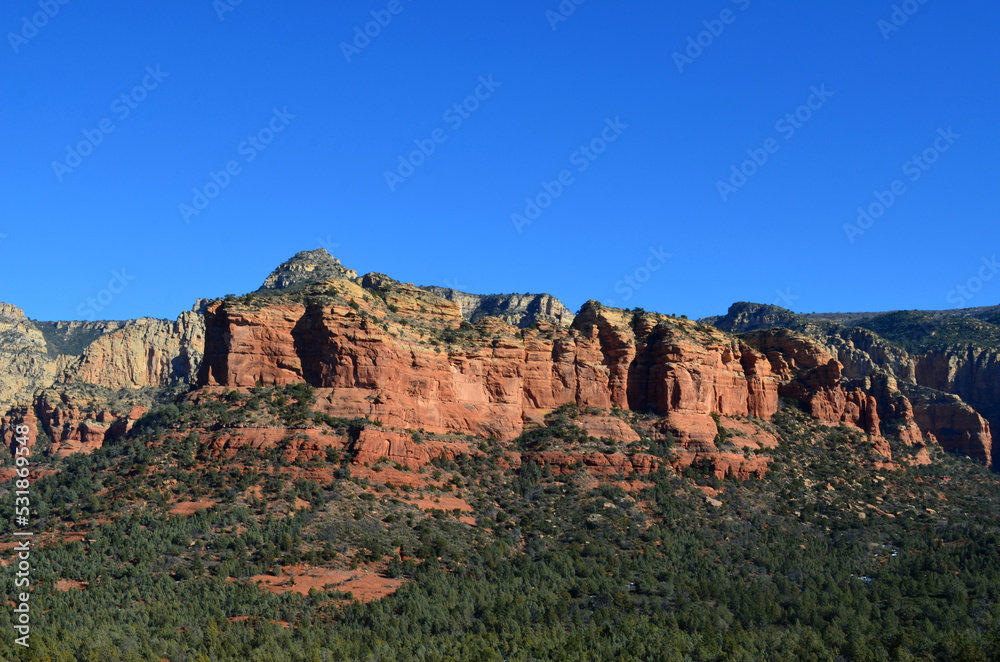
xmin=1 ymin=0 xmax=997 ymax=322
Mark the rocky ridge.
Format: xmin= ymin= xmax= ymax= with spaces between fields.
xmin=1 ymin=253 xmax=998 ymax=478
xmin=703 ymin=302 xmax=998 ymax=466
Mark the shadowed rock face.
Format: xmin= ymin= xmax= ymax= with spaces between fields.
xmin=913 ymin=347 xmax=1000 ymax=464
xmin=901 ymin=384 xmax=992 ymax=466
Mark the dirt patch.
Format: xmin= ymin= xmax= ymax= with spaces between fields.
xmin=54 ymin=579 xmax=88 ymax=592
xmin=352 ymin=464 xmax=431 ymax=489
xmin=250 ymin=566 xmax=354 ymax=595
xmin=339 ymin=573 xmax=407 ymax=602
xmin=408 ymin=495 xmax=473 ymax=513
xmin=248 ymin=564 xmax=406 ymax=602
xmin=170 ymin=500 xmax=216 ymax=516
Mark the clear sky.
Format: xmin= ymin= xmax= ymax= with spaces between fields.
xmin=1 ymin=0 xmax=998 ymax=322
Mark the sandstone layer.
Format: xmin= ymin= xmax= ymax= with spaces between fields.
xmin=3 ymin=253 xmax=998 ymax=479
xmin=199 ymin=276 xmax=780 ymax=451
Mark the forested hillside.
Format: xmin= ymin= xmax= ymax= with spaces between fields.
xmin=2 ymin=387 xmax=999 ymax=661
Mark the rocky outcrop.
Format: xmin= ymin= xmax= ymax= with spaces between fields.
xmin=742 ymin=329 xmax=881 ymax=438
xmin=203 ymin=428 xmax=350 ymax=463
xmin=34 ymin=388 xmax=150 ymax=457
xmin=257 ymin=248 xmax=358 ymax=292
xmin=522 ymin=450 xmax=659 ymax=477
xmin=1 ymin=406 xmax=40 ymax=455
xmin=59 ymin=313 xmax=205 ymax=389
xmin=867 ymin=373 xmax=923 ymax=444
xmin=575 ymin=415 xmax=641 ymax=443
xmin=421 ymin=287 xmax=575 ymax=328
xmin=199 ymin=284 xmax=781 ymax=449
xmin=0 ymin=303 xmax=205 ymax=458
xmin=0 ymin=305 xmax=61 ymax=411
xmin=700 ymin=302 xmax=798 ymax=334
xmin=901 ymin=384 xmax=992 ymax=466
xmin=672 ymin=451 xmax=771 ymax=481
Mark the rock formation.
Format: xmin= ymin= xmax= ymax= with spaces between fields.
xmin=60 ymin=313 xmax=205 ymax=389
xmin=420 ymin=287 xmax=575 ymax=328
xmin=2 ymin=251 xmax=999 ymax=477
xmin=199 ymin=279 xmax=780 ymax=450
xmin=705 ymin=303 xmax=998 ymax=467
xmin=0 ymin=304 xmax=61 ymax=412
xmin=257 ymin=248 xmax=358 ymax=292
xmin=33 ymin=387 xmax=151 ymax=457
xmin=700 ymin=302 xmax=798 ymax=334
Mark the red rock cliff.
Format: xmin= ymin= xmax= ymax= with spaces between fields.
xmin=198 ymin=281 xmax=779 ymax=448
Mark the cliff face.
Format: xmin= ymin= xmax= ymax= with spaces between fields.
xmin=901 ymin=384 xmax=992 ymax=465
xmin=0 ymin=307 xmax=205 ymax=405
xmin=199 ymin=276 xmax=779 ymax=449
xmin=193 ymin=272 xmax=1000 ymax=471
xmin=0 ymin=305 xmax=205 ymax=457
xmin=4 ymin=253 xmax=999 ymax=475
xmin=60 ymin=313 xmax=205 ymax=389
xmin=914 ymin=347 xmax=1000 ymax=446
xmin=0 ymin=304 xmax=61 ymax=411
xmin=420 ymin=287 xmax=575 ymax=328
xmin=704 ymin=303 xmax=999 ymax=467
